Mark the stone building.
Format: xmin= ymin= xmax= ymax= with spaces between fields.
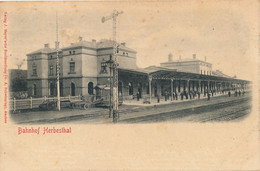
xmin=160 ymin=53 xmax=212 ymax=75
xmin=27 ymin=39 xmax=249 ymax=101
xmin=27 ymin=38 xmax=137 ymax=98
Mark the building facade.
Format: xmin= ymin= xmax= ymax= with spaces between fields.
xmin=27 ymin=38 xmax=137 ymax=98
xmin=160 ymin=53 xmax=212 ymax=75
xmin=27 ymin=39 xmax=249 ymax=101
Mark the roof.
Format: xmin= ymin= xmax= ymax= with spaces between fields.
xmin=27 ymin=47 xmax=56 ymax=55
xmin=118 ymin=67 xmax=149 ymax=76
xmin=212 ymin=70 xmax=231 ymax=78
xmin=147 ymin=69 xmax=249 ymax=83
xmin=62 ymin=39 xmax=136 ymax=53
xmin=62 ymin=41 xmax=96 ymax=50
xmin=143 ymin=66 xmax=177 ymax=73
xmin=118 ymin=67 xmax=250 ymax=83
xmin=161 ymin=58 xmax=212 ymax=65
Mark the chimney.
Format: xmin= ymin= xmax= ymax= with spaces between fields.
xmin=121 ymin=42 xmax=126 ymax=46
xmin=168 ymin=53 xmax=173 ymax=62
xmin=193 ymin=54 xmax=196 ymax=59
xmin=44 ymin=43 xmax=49 ymax=48
xmin=204 ymin=56 xmax=207 ymax=61
xmin=79 ymin=36 xmax=83 ymax=42
xmin=92 ymin=39 xmax=96 ymax=43
xmin=179 ymin=55 xmax=181 ymax=60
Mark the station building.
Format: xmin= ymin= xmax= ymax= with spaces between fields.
xmin=27 ymin=38 xmax=249 ymax=101
xmin=27 ymin=38 xmax=137 ymax=98
xmin=160 ymin=53 xmax=212 ymax=75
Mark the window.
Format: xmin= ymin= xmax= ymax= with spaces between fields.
xmin=32 ymin=84 xmax=36 ymax=96
xmin=70 ymin=61 xmax=75 ymax=73
xmin=129 ymin=82 xmax=133 ymax=95
xmin=32 ymin=65 xmax=37 ymax=76
xmin=50 ymin=65 xmax=54 ymax=76
xmin=88 ymin=82 xmax=94 ymax=95
xmin=100 ymin=62 xmax=108 ymax=74
xmin=73 ymin=50 xmax=75 ymax=55
xmin=69 ymin=51 xmax=72 ymax=55
xmin=71 ymin=82 xmax=75 ymax=96
xmin=123 ymin=52 xmax=125 ymax=56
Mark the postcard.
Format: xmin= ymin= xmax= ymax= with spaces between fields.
xmin=0 ymin=1 xmax=259 ymax=170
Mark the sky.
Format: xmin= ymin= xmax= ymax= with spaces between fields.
xmin=2 ymin=1 xmax=258 ymax=80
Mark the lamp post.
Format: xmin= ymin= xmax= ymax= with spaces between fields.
xmin=102 ymin=10 xmax=123 ymax=123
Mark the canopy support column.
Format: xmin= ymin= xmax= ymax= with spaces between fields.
xmin=170 ymin=79 xmax=173 ymax=101
xmin=149 ymin=75 xmax=152 ymax=104
xmin=198 ymin=80 xmax=201 ymax=93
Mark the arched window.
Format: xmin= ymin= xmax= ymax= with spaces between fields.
xmin=71 ymin=82 xmax=75 ymax=96
xmin=33 ymin=84 xmax=36 ymax=96
xmin=88 ymin=82 xmax=94 ymax=95
xmin=128 ymin=82 xmax=133 ymax=95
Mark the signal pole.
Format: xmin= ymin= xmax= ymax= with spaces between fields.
xmin=56 ymin=12 xmax=61 ymax=111
xmin=102 ymin=10 xmax=123 ymax=123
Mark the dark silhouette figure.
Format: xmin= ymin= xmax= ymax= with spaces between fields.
xmin=157 ymin=94 xmax=160 ymax=103
xmin=207 ymin=92 xmax=210 ymax=100
xmin=228 ymin=91 xmax=231 ymax=97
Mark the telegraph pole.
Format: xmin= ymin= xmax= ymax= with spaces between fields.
xmin=102 ymin=10 xmax=123 ymax=123
xmin=56 ymin=12 xmax=61 ymax=111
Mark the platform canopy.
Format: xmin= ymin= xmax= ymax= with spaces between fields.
xmin=118 ymin=67 xmax=250 ymax=84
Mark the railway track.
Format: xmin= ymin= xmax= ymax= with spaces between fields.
xmin=200 ymin=106 xmax=251 ymax=122
xmin=119 ymin=97 xmax=251 ymax=123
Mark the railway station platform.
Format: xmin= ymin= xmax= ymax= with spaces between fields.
xmin=123 ymin=90 xmax=248 ymax=106
xmin=10 ymin=90 xmax=251 ymax=124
